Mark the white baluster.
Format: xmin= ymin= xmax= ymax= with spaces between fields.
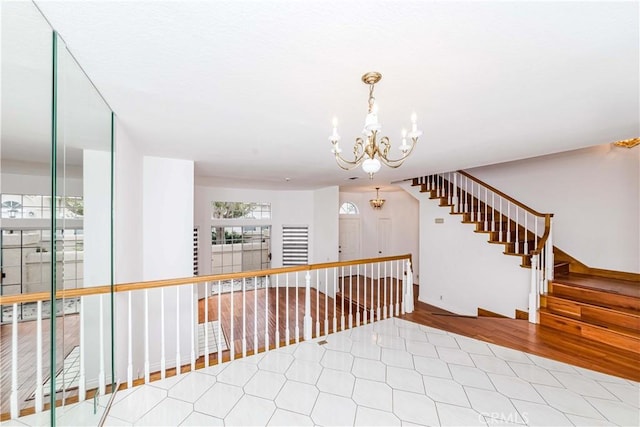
xmin=333 ymin=268 xmax=338 ymax=333
xmin=514 ymin=207 xmax=519 ymax=254
xmin=191 ymin=284 xmax=196 ymax=371
xmin=10 ymin=303 xmax=18 ymax=419
xmin=370 ymin=264 xmax=375 ymax=322
xmin=376 ymin=262 xmax=381 ymax=321
xmin=340 ymin=266 xmax=345 ymax=331
xmin=35 ymin=300 xmax=43 ymax=412
xmin=204 ymin=282 xmax=209 ymax=367
xmin=356 ymin=265 xmax=361 ymax=326
xmin=99 ymin=294 xmax=105 ymax=394
xmin=524 ymin=214 xmax=529 ymax=254
xmin=484 ymin=188 xmax=489 ymax=230
xmin=383 ymin=261 xmax=388 ymax=319
xmin=389 ymin=261 xmax=394 ymax=318
xmin=254 ymin=277 xmax=258 ymax=354
xmin=348 ymin=265 xmax=353 ymax=329
xmin=217 ymin=280 xmax=222 ymax=363
xmin=265 ymin=276 xmax=270 ymax=351
xmin=401 ymin=263 xmax=406 ymax=315
xmin=506 ymin=202 xmax=511 ymax=243
xmin=316 ymin=270 xmax=320 ymax=337
xmin=363 ymin=264 xmax=367 ymax=325
xmin=275 ymin=275 xmax=280 ymax=348
xmin=304 ymin=272 xmax=312 ymax=340
xmin=295 ymin=273 xmax=300 ymax=343
xmin=529 ymin=255 xmax=539 ymax=324
xmin=160 ymin=288 xmax=166 ymax=378
xmin=176 ymin=286 xmax=181 ymax=374
xmin=144 ymin=289 xmax=150 ymax=382
xmin=492 ymin=193 xmax=496 ymax=232
xmin=79 ymin=296 xmax=86 ymax=401
xmin=324 ymin=269 xmax=329 ymax=334
xmin=242 ymin=278 xmax=247 ymax=357
xmin=230 ymin=279 xmax=235 ymax=360
xmin=453 ymin=173 xmax=459 ymax=211
xmin=285 ymin=275 xmax=290 ymax=344
xmin=448 ymin=172 xmax=452 ymax=205
xmin=127 ymin=291 xmax=133 ymax=387
xmin=464 ymin=176 xmax=468 ymax=213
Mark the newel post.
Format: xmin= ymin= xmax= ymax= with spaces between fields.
xmin=304 ymin=271 xmax=312 ymax=340
xmin=404 ymin=260 xmax=415 ymax=313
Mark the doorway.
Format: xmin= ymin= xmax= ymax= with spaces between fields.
xmin=339 ymin=218 xmax=361 ymax=261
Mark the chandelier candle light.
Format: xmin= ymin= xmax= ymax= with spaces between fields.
xmin=329 ymin=72 xmax=422 ymax=179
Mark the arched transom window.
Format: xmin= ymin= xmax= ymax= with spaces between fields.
xmin=339 ymin=202 xmax=359 ymax=215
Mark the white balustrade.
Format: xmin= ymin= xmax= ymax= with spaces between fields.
xmin=0 ymin=255 xmax=412 ymax=420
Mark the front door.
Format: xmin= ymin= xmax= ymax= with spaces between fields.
xmin=339 ymin=218 xmax=360 ymax=261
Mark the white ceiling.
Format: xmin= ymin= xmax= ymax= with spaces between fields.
xmin=10 ymin=1 xmax=640 ymax=189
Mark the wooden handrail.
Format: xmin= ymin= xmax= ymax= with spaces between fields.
xmin=457 ymin=170 xmax=553 ymax=218
xmin=0 ymin=254 xmax=413 ymax=305
xmin=529 ymin=214 xmax=552 ymax=256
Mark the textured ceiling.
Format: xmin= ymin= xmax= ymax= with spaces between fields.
xmin=8 ymin=1 xmax=640 ymax=189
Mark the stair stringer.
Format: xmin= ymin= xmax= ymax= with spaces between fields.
xmin=401 ymin=182 xmax=530 ymax=318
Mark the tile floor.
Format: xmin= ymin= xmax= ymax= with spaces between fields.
xmin=3 ymin=318 xmax=639 ymax=426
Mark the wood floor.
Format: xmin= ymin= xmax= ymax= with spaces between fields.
xmin=3 ymin=280 xmax=639 ymax=420
xmin=0 ymin=315 xmax=79 ymax=415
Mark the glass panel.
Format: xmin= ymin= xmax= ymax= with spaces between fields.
xmin=55 ymin=32 xmax=114 ymax=424
xmin=0 ymin=0 xmax=54 ymax=420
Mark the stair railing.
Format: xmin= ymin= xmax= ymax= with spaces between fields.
xmin=0 ymin=254 xmax=413 ymax=421
xmin=413 ymin=171 xmax=553 ymax=323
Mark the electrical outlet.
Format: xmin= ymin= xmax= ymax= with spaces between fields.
xmin=439 ymin=295 xmax=443 ymax=300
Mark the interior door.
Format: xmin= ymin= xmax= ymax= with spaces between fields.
xmin=339 ymin=218 xmax=360 ymax=261
xmin=377 ymin=218 xmax=391 ymax=256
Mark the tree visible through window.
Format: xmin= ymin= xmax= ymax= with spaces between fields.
xmin=339 ymin=202 xmax=359 ymax=215
xmin=211 ymin=201 xmax=271 ymax=220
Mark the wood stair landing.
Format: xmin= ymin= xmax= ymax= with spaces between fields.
xmin=540 ymin=273 xmax=640 ymax=353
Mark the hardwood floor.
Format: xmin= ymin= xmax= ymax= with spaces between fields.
xmin=402 ymin=296 xmax=640 ymax=382
xmin=0 ymin=314 xmax=79 ymax=415
xmin=3 ymin=282 xmax=639 ymax=420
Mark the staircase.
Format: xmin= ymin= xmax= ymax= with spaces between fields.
xmin=412 ymin=171 xmax=640 ymax=353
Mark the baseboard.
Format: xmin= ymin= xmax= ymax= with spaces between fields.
xmin=477 ymin=307 xmax=508 ymax=318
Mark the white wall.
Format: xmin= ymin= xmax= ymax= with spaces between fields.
xmin=82 ymin=149 xmax=113 ymax=387
xmin=142 ymin=156 xmax=194 ymax=372
xmin=313 ymin=186 xmax=339 ymax=265
xmin=113 ymin=124 xmax=144 ymax=382
xmin=467 ymin=144 xmax=640 ymax=273
xmin=339 ymin=188 xmax=420 ymax=280
xmin=403 ymin=183 xmax=530 ymax=318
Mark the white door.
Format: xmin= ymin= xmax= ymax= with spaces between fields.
xmin=339 ymin=218 xmax=360 ymax=261
xmin=377 ymin=218 xmax=391 ymax=256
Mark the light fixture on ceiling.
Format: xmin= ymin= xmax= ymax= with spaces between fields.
xmin=612 ymin=137 xmax=640 ymax=148
xmin=329 ymin=72 xmax=421 ymax=179
xmin=370 ymin=187 xmax=386 ymax=209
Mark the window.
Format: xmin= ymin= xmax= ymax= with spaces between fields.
xmin=211 ymin=201 xmax=271 ymax=220
xmin=1 ymin=194 xmax=83 ymax=219
xmin=282 ymin=226 xmax=309 ymax=266
xmin=339 ymin=202 xmax=359 ymax=215
xmin=211 ymin=226 xmax=271 ymax=274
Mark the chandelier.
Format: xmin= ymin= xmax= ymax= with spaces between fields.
xmin=370 ymin=187 xmax=385 ymax=209
xmin=329 ymin=71 xmax=422 ymax=179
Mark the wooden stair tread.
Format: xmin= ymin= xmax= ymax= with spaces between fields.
xmin=539 ymin=308 xmax=640 ymax=341
xmin=552 ymin=273 xmax=640 ymax=298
